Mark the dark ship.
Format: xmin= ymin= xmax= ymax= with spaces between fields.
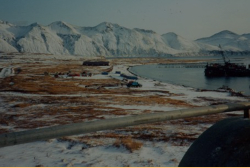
xmin=205 ymin=45 xmax=250 ymax=77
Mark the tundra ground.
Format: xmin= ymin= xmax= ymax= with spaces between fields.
xmin=0 ymin=54 xmax=247 ymax=166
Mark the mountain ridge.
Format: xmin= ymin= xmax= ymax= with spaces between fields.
xmin=196 ymin=30 xmax=250 ymax=51
xmin=0 ymin=20 xmax=249 ymax=57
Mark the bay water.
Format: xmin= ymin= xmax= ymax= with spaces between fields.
xmin=129 ymin=56 xmax=250 ymax=95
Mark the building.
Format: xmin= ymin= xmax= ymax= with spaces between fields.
xmin=82 ymin=61 xmax=109 ymax=66
xmin=120 ymin=74 xmax=138 ymax=80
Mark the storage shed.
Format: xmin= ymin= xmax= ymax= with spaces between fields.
xmin=82 ymin=61 xmax=109 ymax=66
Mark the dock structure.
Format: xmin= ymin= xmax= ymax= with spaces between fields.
xmin=159 ymin=63 xmax=207 ymax=68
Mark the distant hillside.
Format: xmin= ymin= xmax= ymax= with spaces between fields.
xmin=196 ymin=30 xmax=250 ymax=51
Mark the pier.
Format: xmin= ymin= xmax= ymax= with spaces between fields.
xmin=159 ymin=63 xmax=207 ymax=68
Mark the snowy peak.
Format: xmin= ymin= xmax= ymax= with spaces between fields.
xmin=29 ymin=22 xmax=42 ymax=28
xmin=162 ymin=32 xmax=178 ymax=38
xmin=134 ymin=28 xmax=156 ymax=34
xmin=96 ymin=22 xmax=115 ymax=28
xmin=196 ymin=30 xmax=250 ymax=51
xmin=210 ymin=30 xmax=239 ymax=39
xmin=196 ymin=30 xmax=239 ymax=43
xmin=49 ymin=21 xmax=79 ymax=35
xmin=92 ymin=22 xmax=122 ymax=33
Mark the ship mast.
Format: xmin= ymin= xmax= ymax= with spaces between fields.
xmin=219 ymin=44 xmax=230 ymax=64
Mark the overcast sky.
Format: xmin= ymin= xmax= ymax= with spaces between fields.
xmin=0 ymin=0 xmax=249 ymax=40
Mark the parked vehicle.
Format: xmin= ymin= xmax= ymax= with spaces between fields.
xmin=127 ymin=81 xmax=142 ymax=88
xmin=68 ymin=73 xmax=80 ymax=77
xmin=115 ymin=71 xmax=121 ymax=74
xmin=102 ymin=72 xmax=109 ymax=75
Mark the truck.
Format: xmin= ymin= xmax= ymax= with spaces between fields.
xmin=126 ymin=81 xmax=142 ymax=88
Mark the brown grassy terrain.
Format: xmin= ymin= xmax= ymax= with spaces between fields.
xmin=0 ymin=56 xmax=238 ymax=152
xmin=114 ymin=137 xmax=143 ymax=152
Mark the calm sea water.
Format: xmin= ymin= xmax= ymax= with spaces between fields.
xmin=129 ymin=56 xmax=250 ymax=95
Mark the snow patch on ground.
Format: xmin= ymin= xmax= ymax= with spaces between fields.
xmin=0 ymin=67 xmax=14 ymax=78
xmin=0 ymin=139 xmax=188 ymax=167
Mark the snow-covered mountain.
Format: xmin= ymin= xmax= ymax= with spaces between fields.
xmin=196 ymin=30 xmax=250 ymax=51
xmin=0 ymin=20 xmax=249 ymax=57
xmin=162 ymin=32 xmax=218 ymax=51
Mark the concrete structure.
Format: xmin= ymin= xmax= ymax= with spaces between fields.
xmin=0 ymin=102 xmax=250 ymax=148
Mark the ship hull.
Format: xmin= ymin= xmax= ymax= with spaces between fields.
xmin=205 ymin=64 xmax=250 ymax=77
